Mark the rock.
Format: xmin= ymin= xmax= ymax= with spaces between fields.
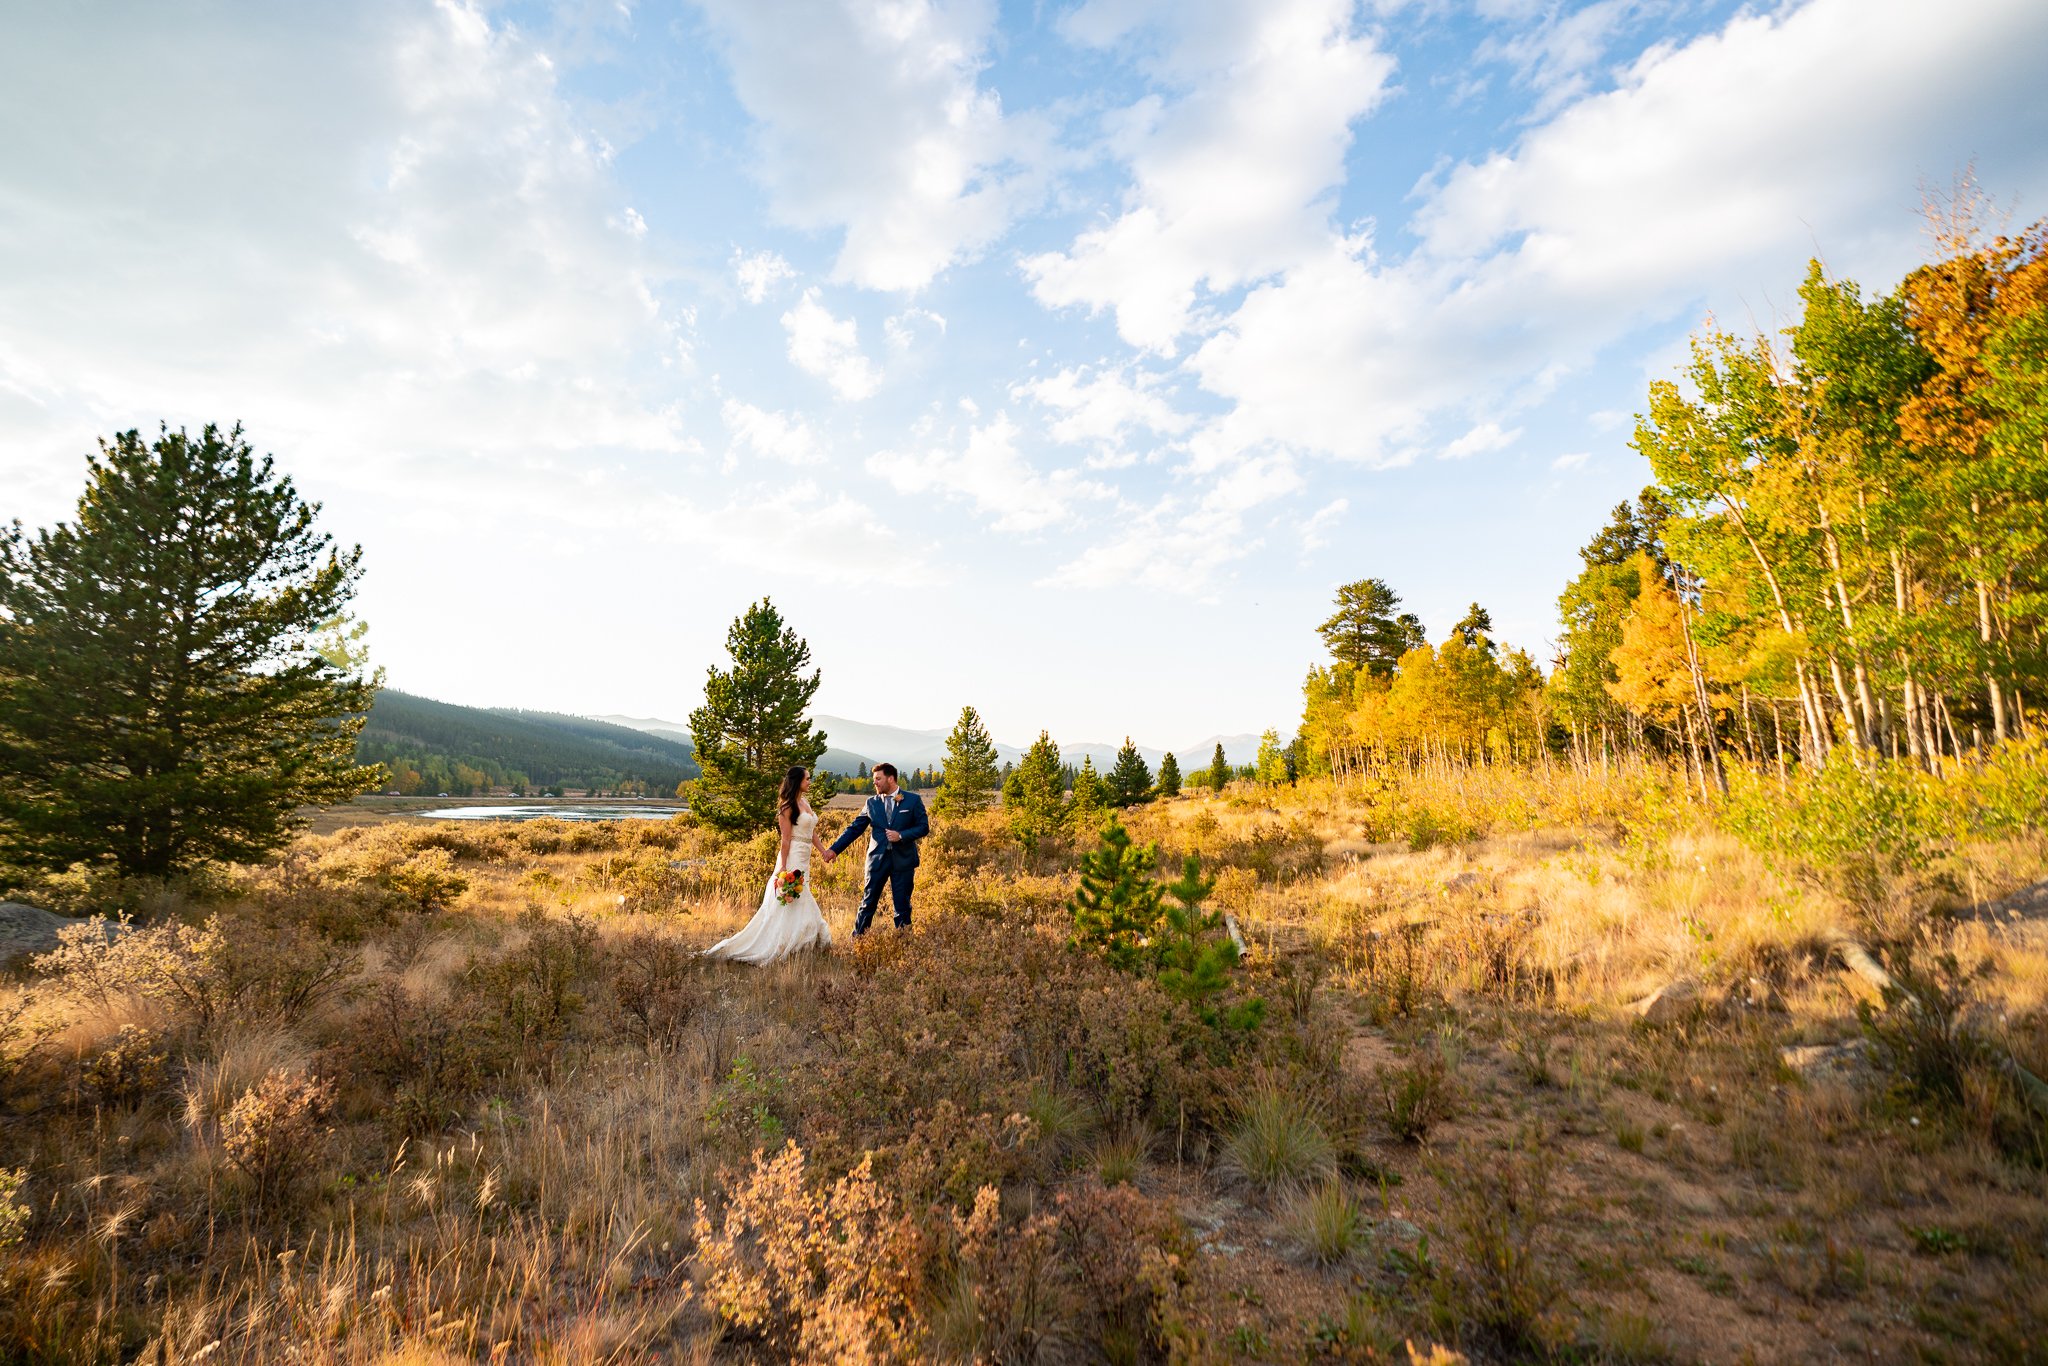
xmin=0 ymin=902 xmax=124 ymax=966
xmin=0 ymin=902 xmax=72 ymax=965
xmin=1371 ymin=1217 xmax=1424 ymax=1248
xmin=1779 ymin=1040 xmax=1873 ymax=1082
xmin=1441 ymin=872 xmax=1482 ymax=896
xmin=1629 ymin=979 xmax=1700 ymax=1026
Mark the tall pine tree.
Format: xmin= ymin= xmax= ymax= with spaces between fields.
xmin=686 ymin=599 xmax=826 ymax=833
xmin=1319 ymin=578 xmax=1427 ymax=676
xmin=0 ymin=424 xmax=381 ymax=878
xmin=1107 ymin=736 xmax=1153 ymax=806
xmin=1157 ymin=751 xmax=1183 ymax=798
xmin=1007 ymin=730 xmax=1065 ymax=850
xmin=1206 ymin=742 xmax=1230 ymax=792
xmin=935 ymin=704 xmax=1001 ymax=814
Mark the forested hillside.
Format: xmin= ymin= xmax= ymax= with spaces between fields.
xmin=355 ymin=689 xmax=700 ymax=795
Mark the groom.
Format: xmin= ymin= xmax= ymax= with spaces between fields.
xmin=824 ymin=763 xmax=929 ymax=934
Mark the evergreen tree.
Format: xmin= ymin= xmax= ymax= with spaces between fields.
xmin=1156 ymin=855 xmax=1265 ymax=1035
xmin=1007 ymin=730 xmax=1065 ymax=850
xmin=686 ymin=599 xmax=826 ymax=833
xmin=1453 ymin=602 xmax=1497 ymax=654
xmin=1319 ymin=578 xmax=1428 ymax=676
xmin=935 ymin=704 xmax=1001 ymax=814
xmin=1069 ymin=755 xmax=1107 ymax=830
xmin=1254 ymin=730 xmax=1288 ymax=785
xmin=1107 ymin=736 xmax=1153 ymax=807
xmin=1206 ymin=742 xmax=1230 ymax=792
xmin=1068 ymin=818 xmax=1164 ymax=972
xmin=0 ymin=424 xmax=381 ymax=878
xmin=1156 ymin=751 xmax=1183 ymax=798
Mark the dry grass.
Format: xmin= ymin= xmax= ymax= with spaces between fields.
xmin=1 ymin=757 xmax=2044 ymax=1363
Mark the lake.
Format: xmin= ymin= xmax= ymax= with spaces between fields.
xmin=421 ymin=804 xmax=686 ymax=823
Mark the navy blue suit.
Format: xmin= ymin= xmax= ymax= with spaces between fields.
xmin=829 ymin=789 xmax=928 ymax=933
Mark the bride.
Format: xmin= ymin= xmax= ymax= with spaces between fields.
xmin=702 ymin=766 xmax=832 ymax=964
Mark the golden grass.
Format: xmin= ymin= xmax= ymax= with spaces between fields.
xmin=2 ymin=760 xmax=2044 ymax=1362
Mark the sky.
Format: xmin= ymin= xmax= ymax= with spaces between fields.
xmin=4 ymin=0 xmax=2047 ymax=749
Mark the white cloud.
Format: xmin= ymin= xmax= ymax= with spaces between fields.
xmin=1178 ymin=0 xmax=2048 ymax=471
xmin=0 ymin=0 xmax=692 ymax=531
xmin=1046 ymin=449 xmax=1300 ymax=593
xmin=867 ymin=413 xmax=1108 ymax=532
xmin=694 ymin=0 xmax=1051 ymax=291
xmin=781 ymin=288 xmax=882 ymax=400
xmin=1551 ymin=451 xmax=1590 ymax=470
xmin=1300 ymin=497 xmax=1348 ymax=552
xmin=1025 ymin=0 xmax=1397 ymax=354
xmin=1012 ymin=364 xmax=1192 ymax=451
xmin=1441 ymin=421 xmax=1521 ymax=460
xmin=732 ymin=248 xmax=796 ymax=303
xmin=721 ymin=397 xmax=825 ymax=467
xmin=884 ymin=307 xmax=947 ymax=352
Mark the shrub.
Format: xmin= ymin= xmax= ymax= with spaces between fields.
xmin=690 ymin=1143 xmax=927 ymax=1363
xmin=459 ymin=909 xmax=599 ymax=1072
xmin=1376 ymin=1040 xmax=1461 ymax=1144
xmin=335 ymin=980 xmax=500 ymax=1134
xmin=381 ymin=848 xmax=469 ymax=913
xmin=31 ymin=911 xmax=358 ymax=1028
xmin=221 ymin=1068 xmax=335 ymax=1206
xmin=0 ymin=1167 xmax=26 ymax=1251
xmin=606 ymin=932 xmax=707 ymax=1051
xmin=1283 ymin=1181 xmax=1368 ymax=1266
xmin=1722 ymin=754 xmax=1959 ymax=925
xmin=1052 ymin=1179 xmax=1198 ymax=1361
xmin=1858 ymin=939 xmax=2045 ymax=1159
xmin=1222 ymin=1082 xmax=1337 ymax=1195
xmin=1431 ymin=1136 xmax=1569 ymax=1355
xmin=79 ymin=1023 xmax=168 ymax=1107
xmin=946 ymin=1187 xmax=1065 ymax=1363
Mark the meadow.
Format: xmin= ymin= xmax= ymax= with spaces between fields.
xmin=3 ymin=751 xmax=2046 ymax=1365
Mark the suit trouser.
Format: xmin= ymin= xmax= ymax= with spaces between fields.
xmin=855 ymin=859 xmax=915 ymax=933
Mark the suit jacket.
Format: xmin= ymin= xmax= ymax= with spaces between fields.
xmin=830 ymin=790 xmax=929 ymax=871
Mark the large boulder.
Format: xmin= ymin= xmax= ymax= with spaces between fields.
xmin=0 ymin=901 xmax=72 ymax=965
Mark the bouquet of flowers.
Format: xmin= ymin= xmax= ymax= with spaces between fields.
xmin=774 ymin=869 xmax=804 ymax=905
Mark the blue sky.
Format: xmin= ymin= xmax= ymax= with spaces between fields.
xmin=4 ymin=0 xmax=2046 ymax=747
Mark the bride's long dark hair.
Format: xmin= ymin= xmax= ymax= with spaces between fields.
xmin=778 ymin=766 xmax=808 ymax=824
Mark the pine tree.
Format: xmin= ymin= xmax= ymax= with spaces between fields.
xmin=1157 ymin=751 xmax=1183 ymax=798
xmin=1107 ymin=736 xmax=1153 ymax=807
xmin=1319 ymin=578 xmax=1428 ymax=676
xmin=1155 ymin=855 xmax=1265 ymax=1034
xmin=1206 ymin=742 xmax=1230 ymax=792
xmin=1068 ymin=818 xmax=1164 ymax=972
xmin=0 ymin=424 xmax=381 ymax=878
xmin=686 ymin=599 xmax=827 ymax=833
xmin=1007 ymin=730 xmax=1065 ymax=850
xmin=1069 ymin=755 xmax=1107 ymax=830
xmin=1453 ymin=602 xmax=1497 ymax=654
xmin=935 ymin=704 xmax=1001 ymax=814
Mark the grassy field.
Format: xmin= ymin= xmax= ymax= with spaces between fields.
xmin=3 ymin=754 xmax=2046 ymax=1363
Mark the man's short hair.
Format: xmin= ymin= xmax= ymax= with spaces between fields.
xmin=874 ymin=762 xmax=898 ymax=780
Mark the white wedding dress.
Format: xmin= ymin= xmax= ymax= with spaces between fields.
xmin=702 ymin=808 xmax=832 ymax=964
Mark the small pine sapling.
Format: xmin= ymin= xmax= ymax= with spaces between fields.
xmin=1155 ymin=855 xmax=1265 ymax=1035
xmin=1068 ymin=819 xmax=1164 ymax=972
